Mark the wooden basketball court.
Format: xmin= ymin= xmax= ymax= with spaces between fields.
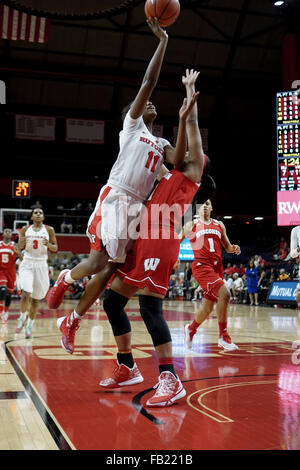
xmin=1 ymin=298 xmax=300 ymax=451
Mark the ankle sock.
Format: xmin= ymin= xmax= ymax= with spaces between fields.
xmin=189 ymin=320 xmax=200 ymax=330
xmin=218 ymin=321 xmax=227 ymax=337
xmin=65 ymin=271 xmax=76 ymax=285
xmin=158 ymin=357 xmax=176 ymax=376
xmin=117 ymin=352 xmax=134 ymax=369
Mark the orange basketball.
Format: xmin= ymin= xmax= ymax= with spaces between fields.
xmin=145 ymin=0 xmax=180 ymax=28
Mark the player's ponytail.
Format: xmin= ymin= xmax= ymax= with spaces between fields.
xmin=192 ymin=174 xmax=216 ymax=209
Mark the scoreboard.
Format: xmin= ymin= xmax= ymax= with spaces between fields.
xmin=277 ymin=91 xmax=300 ymax=226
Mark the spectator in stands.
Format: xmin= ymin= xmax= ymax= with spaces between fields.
xmin=238 ymin=263 xmax=246 ymax=276
xmin=188 ymin=275 xmax=197 ymax=299
xmin=69 ymin=253 xmax=80 ymax=269
xmin=246 ymin=258 xmax=259 ymax=306
xmin=60 ymin=255 xmax=70 ymax=270
xmin=277 ymin=268 xmax=290 ymax=281
xmin=168 ymin=275 xmax=177 ymax=299
xmin=71 ymin=203 xmax=83 ymax=212
xmin=51 ymin=254 xmax=61 ymax=270
xmin=240 ymin=274 xmax=248 ymax=304
xmin=224 ymin=263 xmax=234 ymax=276
xmin=257 ymin=270 xmax=271 ymax=305
xmin=60 ymin=213 xmax=73 ymax=234
xmin=184 ymin=263 xmax=192 ymax=298
xmin=232 ymin=272 xmax=244 ymax=303
xmin=86 ymin=202 xmax=94 ymax=212
xmin=30 ymin=200 xmax=43 ymax=210
xmin=232 ymin=264 xmax=239 ymax=274
xmin=191 ymin=282 xmax=203 ymax=302
xmin=224 ymin=273 xmax=234 ymax=298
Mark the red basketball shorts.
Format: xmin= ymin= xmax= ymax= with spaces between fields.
xmin=192 ymin=259 xmax=224 ymax=302
xmin=117 ymin=229 xmax=180 ymax=296
xmin=0 ymin=269 xmax=16 ymax=292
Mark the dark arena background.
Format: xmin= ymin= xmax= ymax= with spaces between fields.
xmin=0 ymin=0 xmax=300 ymax=457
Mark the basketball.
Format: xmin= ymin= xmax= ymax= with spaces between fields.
xmin=145 ymin=0 xmax=180 ymax=27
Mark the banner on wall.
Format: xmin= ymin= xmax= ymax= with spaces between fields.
xmin=267 ymin=281 xmax=298 ymax=304
xmin=15 ymin=114 xmax=56 ymax=141
xmin=178 ymin=238 xmax=194 ymax=261
xmin=66 ymin=119 xmax=105 ymax=144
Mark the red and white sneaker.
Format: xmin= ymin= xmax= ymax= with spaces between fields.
xmin=99 ymin=363 xmax=144 ymax=389
xmin=47 ymin=269 xmax=71 ymax=309
xmin=57 ymin=312 xmax=81 ymax=354
xmin=146 ymin=371 xmax=186 ymax=407
xmin=184 ymin=324 xmax=196 ymax=350
xmin=218 ymin=332 xmax=239 ymax=351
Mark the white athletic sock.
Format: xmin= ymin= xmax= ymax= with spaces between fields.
xmin=73 ymin=310 xmax=81 ymax=320
xmin=64 ymin=271 xmax=76 ymax=285
xmin=20 ymin=311 xmax=27 ymax=320
xmin=27 ymin=318 xmax=35 ymax=327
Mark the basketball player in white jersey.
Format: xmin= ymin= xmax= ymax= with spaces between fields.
xmin=16 ymin=208 xmax=58 ymax=338
xmin=48 ymin=18 xmax=178 ymax=310
xmin=289 ymin=225 xmax=300 ymax=304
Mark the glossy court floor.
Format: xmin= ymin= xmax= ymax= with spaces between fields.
xmin=0 ymin=298 xmax=300 ymax=451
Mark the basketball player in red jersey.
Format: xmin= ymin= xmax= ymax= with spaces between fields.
xmin=56 ymin=70 xmax=209 ymax=408
xmin=182 ymin=200 xmax=241 ymax=351
xmin=48 ymin=18 xmax=178 ymax=311
xmin=0 ymin=228 xmax=23 ymax=323
xmin=96 ymin=70 xmax=212 ymax=407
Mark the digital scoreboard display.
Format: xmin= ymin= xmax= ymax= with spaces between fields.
xmin=277 ymin=91 xmax=300 ymax=226
xmin=12 ymin=180 xmax=31 ymax=199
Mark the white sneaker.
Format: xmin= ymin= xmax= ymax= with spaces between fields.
xmin=15 ymin=314 xmax=27 ymax=333
xmin=2 ymin=311 xmax=8 ymax=324
xmin=218 ymin=333 xmax=239 ymax=351
xmin=146 ymin=371 xmax=186 ymax=407
xmin=184 ymin=324 xmax=196 ymax=350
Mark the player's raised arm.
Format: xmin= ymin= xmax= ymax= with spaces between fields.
xmin=220 ymin=221 xmax=241 ymax=255
xmin=129 ymin=19 xmax=168 ymax=120
xmin=182 ymin=69 xmax=205 ymax=182
xmin=172 ymin=93 xmax=200 ymax=170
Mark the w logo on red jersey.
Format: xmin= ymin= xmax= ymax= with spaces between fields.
xmin=144 ymin=258 xmax=160 ymax=272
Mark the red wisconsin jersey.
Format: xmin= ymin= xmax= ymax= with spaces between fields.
xmin=189 ymin=218 xmax=223 ymax=263
xmin=141 ymin=169 xmax=199 ymax=235
xmin=0 ymin=241 xmax=16 ymax=271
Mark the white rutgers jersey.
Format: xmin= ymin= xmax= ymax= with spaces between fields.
xmin=107 ymin=111 xmax=170 ymax=201
xmin=23 ymin=224 xmax=49 ymax=262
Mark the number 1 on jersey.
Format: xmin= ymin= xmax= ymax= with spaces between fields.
xmin=208 ymin=238 xmax=215 ymax=252
xmin=145 ymin=151 xmax=160 ymax=173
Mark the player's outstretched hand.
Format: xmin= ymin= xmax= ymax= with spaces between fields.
xmin=179 ymin=92 xmax=200 ymax=121
xmin=232 ymin=245 xmax=241 ymax=255
xmin=147 ymin=17 xmax=168 ymax=41
xmin=182 ymin=69 xmax=200 ymax=88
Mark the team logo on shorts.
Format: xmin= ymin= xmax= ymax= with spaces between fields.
xmin=144 ymin=258 xmax=160 ymax=271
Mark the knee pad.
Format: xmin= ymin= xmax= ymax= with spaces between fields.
xmin=139 ymin=295 xmax=172 ymax=347
xmin=5 ymin=292 xmax=12 ymax=308
xmin=102 ymin=289 xmax=131 ymax=336
xmin=0 ymin=286 xmax=7 ymax=301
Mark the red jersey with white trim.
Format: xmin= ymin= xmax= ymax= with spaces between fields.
xmin=140 ymin=169 xmax=199 ymax=236
xmin=189 ymin=218 xmax=223 ymax=264
xmin=0 ymin=241 xmax=16 ymax=272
